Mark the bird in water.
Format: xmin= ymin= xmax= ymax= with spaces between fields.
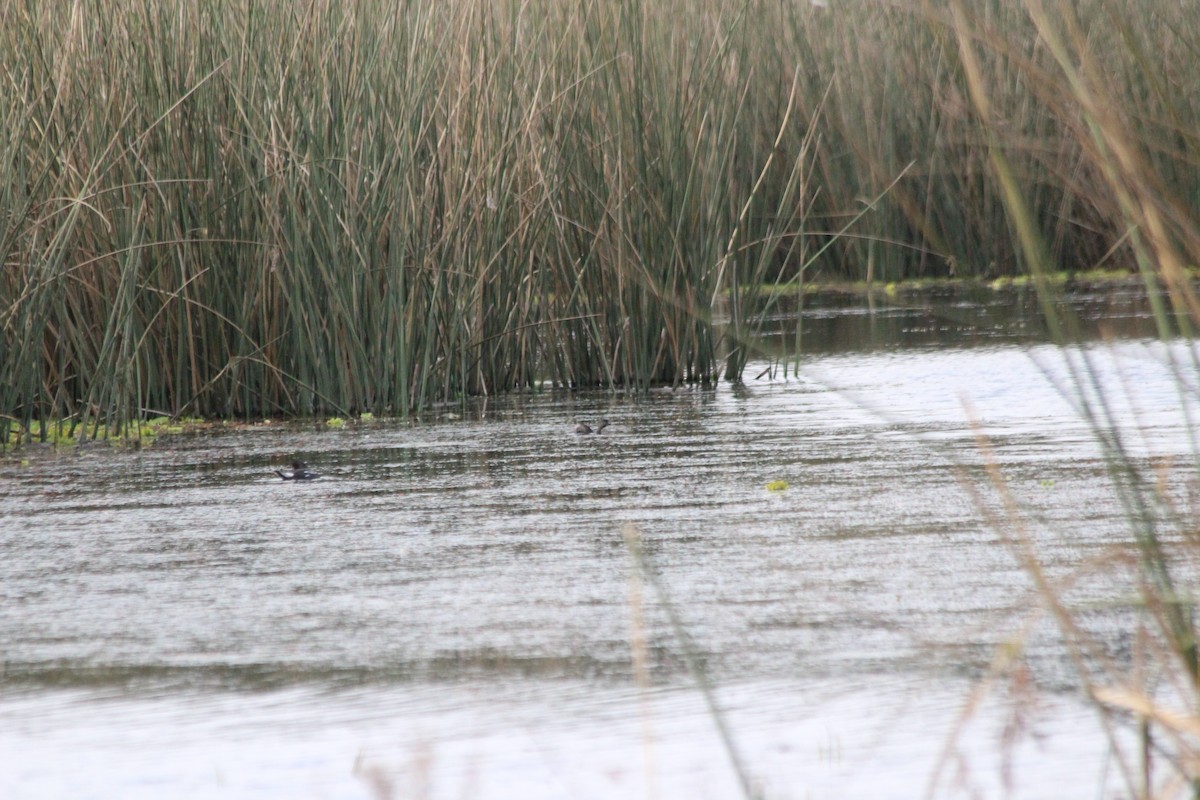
xmin=275 ymin=459 xmax=320 ymax=480
xmin=574 ymin=418 xmax=609 ymax=435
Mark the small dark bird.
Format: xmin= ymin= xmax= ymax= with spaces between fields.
xmin=574 ymin=418 xmax=609 ymax=435
xmin=275 ymin=460 xmax=320 ymax=480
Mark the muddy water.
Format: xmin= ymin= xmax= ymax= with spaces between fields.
xmin=1 ymin=290 xmax=1196 ymax=799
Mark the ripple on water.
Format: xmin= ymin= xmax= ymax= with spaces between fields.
xmin=0 ymin=335 xmax=1196 ymax=797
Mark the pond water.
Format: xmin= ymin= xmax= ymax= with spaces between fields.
xmin=2 ymin=286 xmax=1197 ymax=798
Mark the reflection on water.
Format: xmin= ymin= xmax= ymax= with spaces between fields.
xmin=1 ymin=289 xmax=1196 ymax=798
xmin=759 ymin=281 xmax=1175 ymax=353
xmin=0 ymin=679 xmax=1120 ymax=800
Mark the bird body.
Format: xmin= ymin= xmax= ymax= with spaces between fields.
xmin=574 ymin=419 xmax=609 ymax=435
xmin=275 ymin=460 xmax=320 ymax=480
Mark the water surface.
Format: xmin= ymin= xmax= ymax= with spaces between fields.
xmin=2 ymin=290 xmax=1197 ymax=798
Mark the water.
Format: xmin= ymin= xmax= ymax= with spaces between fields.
xmin=2 ymin=289 xmax=1197 ymax=798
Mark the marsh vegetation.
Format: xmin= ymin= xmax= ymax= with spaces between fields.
xmin=2 ymin=0 xmax=1197 ymax=433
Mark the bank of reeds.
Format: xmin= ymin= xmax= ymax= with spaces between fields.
xmin=2 ymin=0 xmax=1199 ymax=439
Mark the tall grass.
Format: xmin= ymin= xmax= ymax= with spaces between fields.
xmin=938 ymin=0 xmax=1200 ymax=795
xmin=1 ymin=0 xmax=1198 ymax=438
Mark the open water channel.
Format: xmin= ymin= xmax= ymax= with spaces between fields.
xmin=2 ymin=284 xmax=1198 ymax=798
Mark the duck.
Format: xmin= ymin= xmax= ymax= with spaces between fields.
xmin=574 ymin=418 xmax=609 ymax=435
xmin=275 ymin=459 xmax=321 ymax=480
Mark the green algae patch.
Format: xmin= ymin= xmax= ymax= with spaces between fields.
xmin=749 ymin=268 xmax=1155 ymax=302
xmin=2 ymin=415 xmax=216 ymax=452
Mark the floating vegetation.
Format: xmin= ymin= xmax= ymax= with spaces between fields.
xmin=1 ymin=415 xmax=210 ymax=450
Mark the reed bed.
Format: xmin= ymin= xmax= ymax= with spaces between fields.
xmin=1 ymin=0 xmax=1198 ymax=439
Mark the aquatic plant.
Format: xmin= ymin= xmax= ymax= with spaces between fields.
xmin=1 ymin=0 xmax=1197 ymax=440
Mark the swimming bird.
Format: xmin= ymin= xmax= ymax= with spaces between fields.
xmin=574 ymin=418 xmax=609 ymax=435
xmin=275 ymin=460 xmax=320 ymax=480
